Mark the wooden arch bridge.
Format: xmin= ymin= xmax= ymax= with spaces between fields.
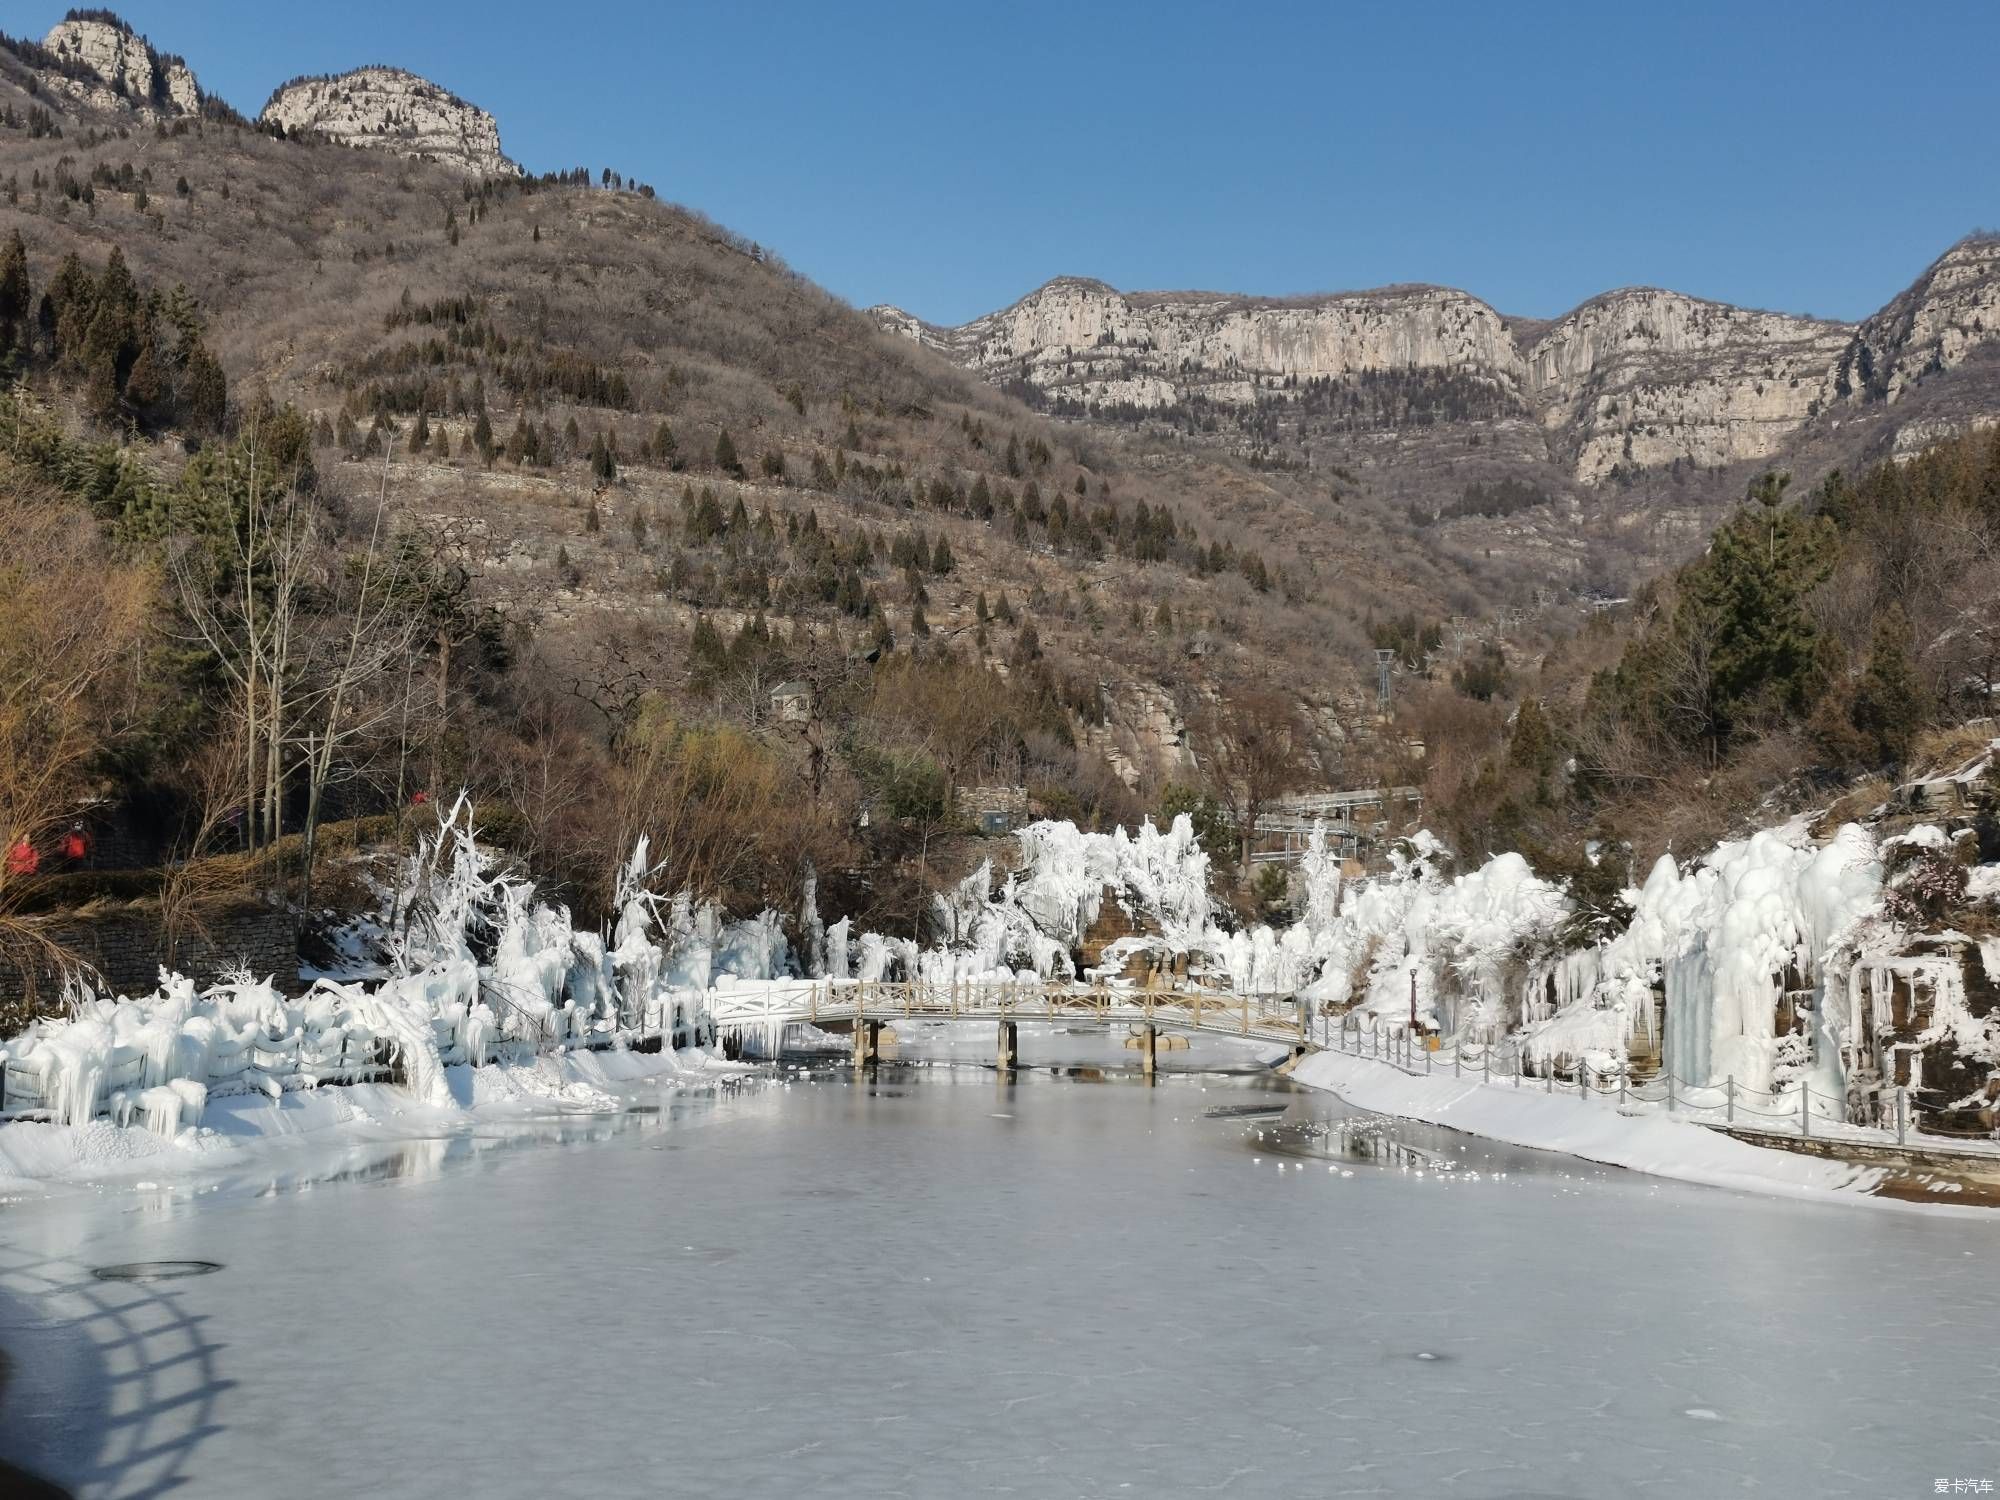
xmin=706 ymin=978 xmax=1318 ymax=1072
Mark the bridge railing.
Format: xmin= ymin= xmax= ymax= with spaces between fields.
xmin=1317 ymin=1011 xmax=2000 ymax=1155
xmin=707 ymin=979 xmax=1313 ymax=1042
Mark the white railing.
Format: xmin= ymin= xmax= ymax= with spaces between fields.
xmin=1319 ymin=1013 xmax=2000 ymax=1157
xmin=707 ymin=978 xmax=1313 ymax=1044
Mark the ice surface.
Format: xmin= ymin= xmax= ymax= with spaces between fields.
xmin=0 ymin=1063 xmax=1991 ymax=1499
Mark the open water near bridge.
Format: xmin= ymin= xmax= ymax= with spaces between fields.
xmin=0 ymin=1026 xmax=1992 ymax=1498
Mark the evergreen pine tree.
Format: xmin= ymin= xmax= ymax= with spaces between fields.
xmin=1508 ymin=697 xmax=1559 ymax=775
xmin=123 ymin=339 xmax=164 ymax=412
xmin=1849 ymin=606 xmax=1928 ymax=766
xmin=182 ymin=342 xmax=226 ymax=432
xmin=0 ymin=229 xmax=28 ymax=358
xmin=836 ymin=570 xmax=865 ymax=615
xmin=1669 ymin=478 xmax=1834 ymax=751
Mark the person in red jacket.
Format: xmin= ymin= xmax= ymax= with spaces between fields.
xmin=4 ymin=840 xmax=38 ymax=878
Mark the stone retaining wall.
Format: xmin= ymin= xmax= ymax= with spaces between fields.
xmin=8 ymin=902 xmax=300 ymax=1001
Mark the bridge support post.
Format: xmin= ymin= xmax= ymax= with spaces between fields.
xmin=1140 ymin=1023 xmax=1158 ymax=1079
xmin=852 ymin=1018 xmax=881 ymax=1068
xmin=995 ymin=1019 xmax=1018 ymax=1071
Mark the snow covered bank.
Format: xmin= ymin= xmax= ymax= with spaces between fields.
xmin=1291 ymin=1050 xmax=1926 ymax=1208
xmin=0 ymin=1045 xmax=740 ymax=1193
xmin=0 ymin=803 xmax=764 ymax=1150
xmin=10 ymin=779 xmax=1997 ymax=1191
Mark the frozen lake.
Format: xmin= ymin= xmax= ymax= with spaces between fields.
xmin=0 ymin=1029 xmax=1994 ymax=1498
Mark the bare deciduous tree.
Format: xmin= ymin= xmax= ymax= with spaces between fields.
xmin=1201 ymin=686 xmax=1307 ymax=879
xmin=0 ymin=484 xmax=151 ymax=1013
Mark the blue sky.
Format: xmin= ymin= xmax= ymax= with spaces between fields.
xmin=73 ymin=1 xmax=1998 ymax=325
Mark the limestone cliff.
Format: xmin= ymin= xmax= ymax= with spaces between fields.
xmin=876 ymin=240 xmax=2000 ymax=486
xmin=879 ymin=278 xmax=1529 ymax=413
xmin=38 ymin=14 xmax=201 ymax=119
xmin=260 ymin=67 xmax=520 ymax=178
xmin=1850 ymin=238 xmax=2000 ymax=404
xmin=1525 ymin=289 xmax=1852 ymax=483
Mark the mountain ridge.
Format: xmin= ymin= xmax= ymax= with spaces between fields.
xmin=871 ymin=238 xmax=2000 ymax=486
xmin=7 ymin=12 xmax=517 ymax=177
xmin=878 ymin=273 xmax=1857 ymax=339
xmin=5 ymin=4 xmax=1998 ymax=798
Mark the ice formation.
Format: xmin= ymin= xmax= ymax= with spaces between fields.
xmin=1286 ymin=817 xmax=1956 ymax=1109
xmin=6 ymin=779 xmax=1993 ymax=1136
xmin=0 ymin=801 xmax=727 ymax=1132
xmin=1011 ymin=816 xmax=1215 ymax=962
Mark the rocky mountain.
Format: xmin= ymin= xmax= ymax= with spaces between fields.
xmin=2 ymin=14 xmax=516 ymax=178
xmin=30 ymin=11 xmax=202 ymax=120
xmin=0 ymin=11 xmax=1408 ymax=799
xmin=873 ymin=240 xmax=2000 ymax=488
xmin=3 ymin=6 xmax=1993 ymax=801
xmin=260 ymin=67 xmax=520 ymax=178
xmin=1853 ymin=236 xmax=2000 ymax=406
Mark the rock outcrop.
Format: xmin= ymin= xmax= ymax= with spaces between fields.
xmin=37 ymin=13 xmax=201 ymax=119
xmin=1526 ymin=289 xmax=1853 ymax=483
xmin=878 ymin=278 xmax=1528 ymax=412
xmin=1851 ymin=237 xmax=2000 ymax=404
xmin=260 ymin=67 xmax=520 ymax=178
xmin=876 ymin=239 xmax=2000 ymax=486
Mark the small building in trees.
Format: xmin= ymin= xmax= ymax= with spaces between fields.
xmin=770 ymin=680 xmax=811 ymax=727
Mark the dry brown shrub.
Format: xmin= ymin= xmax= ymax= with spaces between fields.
xmin=0 ymin=472 xmax=153 ymax=1007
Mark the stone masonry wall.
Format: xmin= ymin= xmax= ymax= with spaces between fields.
xmin=9 ymin=902 xmax=300 ymax=1001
